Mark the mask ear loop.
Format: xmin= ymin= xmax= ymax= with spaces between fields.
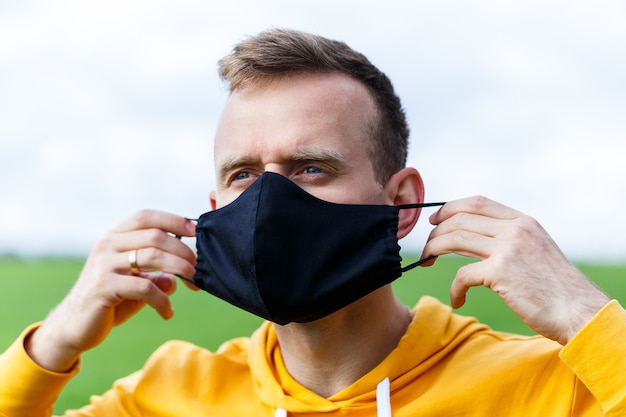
xmin=395 ymin=202 xmax=446 ymax=273
xmin=176 ymin=274 xmax=197 ymax=286
xmin=174 ymin=218 xmax=199 ymax=286
xmin=396 ymin=202 xmax=446 ymax=209
xmin=400 ymin=255 xmax=437 ymax=272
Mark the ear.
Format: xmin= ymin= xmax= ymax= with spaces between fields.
xmin=384 ymin=168 xmax=424 ymax=239
xmin=210 ymin=190 xmax=217 ymax=211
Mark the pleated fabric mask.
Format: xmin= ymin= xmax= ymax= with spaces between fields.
xmin=191 ymin=172 xmax=444 ymax=325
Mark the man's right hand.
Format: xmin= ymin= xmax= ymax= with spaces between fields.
xmin=25 ymin=210 xmax=197 ymax=373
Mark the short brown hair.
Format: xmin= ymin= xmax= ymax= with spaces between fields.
xmin=218 ymin=28 xmax=409 ymax=184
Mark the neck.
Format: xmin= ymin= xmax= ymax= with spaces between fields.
xmin=274 ymin=286 xmax=413 ymax=398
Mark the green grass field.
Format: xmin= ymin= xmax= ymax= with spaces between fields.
xmin=1 ymin=255 xmax=624 ymax=414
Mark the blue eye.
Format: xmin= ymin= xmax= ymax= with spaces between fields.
xmin=234 ymin=172 xmax=251 ymax=181
xmin=305 ymin=166 xmax=322 ymax=174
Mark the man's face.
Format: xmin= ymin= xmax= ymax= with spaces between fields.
xmin=212 ymin=72 xmax=385 ymax=209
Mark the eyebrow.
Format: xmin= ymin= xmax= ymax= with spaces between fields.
xmin=217 ymin=155 xmax=255 ymax=183
xmin=217 ymin=148 xmax=348 ymax=182
xmin=290 ymin=148 xmax=347 ymax=166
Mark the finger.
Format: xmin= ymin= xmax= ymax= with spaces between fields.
xmin=430 ymin=196 xmax=521 ymax=225
xmin=113 ymin=210 xmax=196 ymax=238
xmin=449 ymin=261 xmax=489 ymax=309
xmin=116 ymin=228 xmax=197 ymax=266
xmin=112 ymin=274 xmax=175 ymax=320
xmin=426 ymin=211 xmax=507 ymax=242
xmin=178 ymin=276 xmax=200 ymax=292
xmin=121 ymin=247 xmax=196 ymax=280
xmin=141 ymin=271 xmax=177 ymax=296
xmin=419 ymin=255 xmax=437 ymax=267
xmin=422 ymin=229 xmax=495 ymax=261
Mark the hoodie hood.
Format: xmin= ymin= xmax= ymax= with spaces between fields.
xmin=248 ymin=296 xmax=489 ymax=414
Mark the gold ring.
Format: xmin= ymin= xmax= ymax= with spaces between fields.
xmin=129 ymin=249 xmax=140 ymax=276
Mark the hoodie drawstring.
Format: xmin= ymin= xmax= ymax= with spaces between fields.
xmin=274 ymin=377 xmax=392 ymax=417
xmin=376 ymin=377 xmax=392 ymax=417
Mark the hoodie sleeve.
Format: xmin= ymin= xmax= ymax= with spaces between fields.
xmin=559 ymin=300 xmax=626 ymax=416
xmin=0 ymin=324 xmax=79 ymax=417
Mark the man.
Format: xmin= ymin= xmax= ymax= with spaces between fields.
xmin=1 ymin=28 xmax=624 ymax=416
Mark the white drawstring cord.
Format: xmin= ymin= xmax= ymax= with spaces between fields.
xmin=376 ymin=377 xmax=392 ymax=417
xmin=274 ymin=377 xmax=391 ymax=417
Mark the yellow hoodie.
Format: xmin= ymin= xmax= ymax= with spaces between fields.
xmin=1 ymin=296 xmax=625 ymax=416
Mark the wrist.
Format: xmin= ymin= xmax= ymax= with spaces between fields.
xmin=561 ymin=294 xmax=611 ymax=345
xmin=25 ymin=322 xmax=81 ymax=373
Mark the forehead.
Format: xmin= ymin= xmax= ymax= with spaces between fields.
xmin=213 ymin=73 xmax=377 ymax=170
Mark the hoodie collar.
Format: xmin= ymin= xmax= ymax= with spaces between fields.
xmin=250 ymin=296 xmax=487 ymax=413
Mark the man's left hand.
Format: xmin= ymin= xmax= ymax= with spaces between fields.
xmin=422 ymin=196 xmax=611 ymax=345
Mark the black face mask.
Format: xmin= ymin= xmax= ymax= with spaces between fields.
xmin=188 ymin=172 xmax=444 ymax=325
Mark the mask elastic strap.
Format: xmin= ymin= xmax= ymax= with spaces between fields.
xmin=396 ymin=202 xmax=446 ymax=209
xmin=396 ymin=202 xmax=446 ymax=273
xmin=400 ymin=255 xmax=437 ymax=273
xmin=176 ymin=274 xmax=196 ymax=286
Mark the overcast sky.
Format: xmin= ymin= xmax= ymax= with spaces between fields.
xmin=1 ymin=1 xmax=625 ymax=262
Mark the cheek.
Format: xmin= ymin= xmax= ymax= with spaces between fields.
xmin=349 ymin=183 xmax=386 ymax=205
xmin=213 ymin=191 xmax=239 ymax=209
xmin=304 ymin=181 xmax=385 ymax=205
